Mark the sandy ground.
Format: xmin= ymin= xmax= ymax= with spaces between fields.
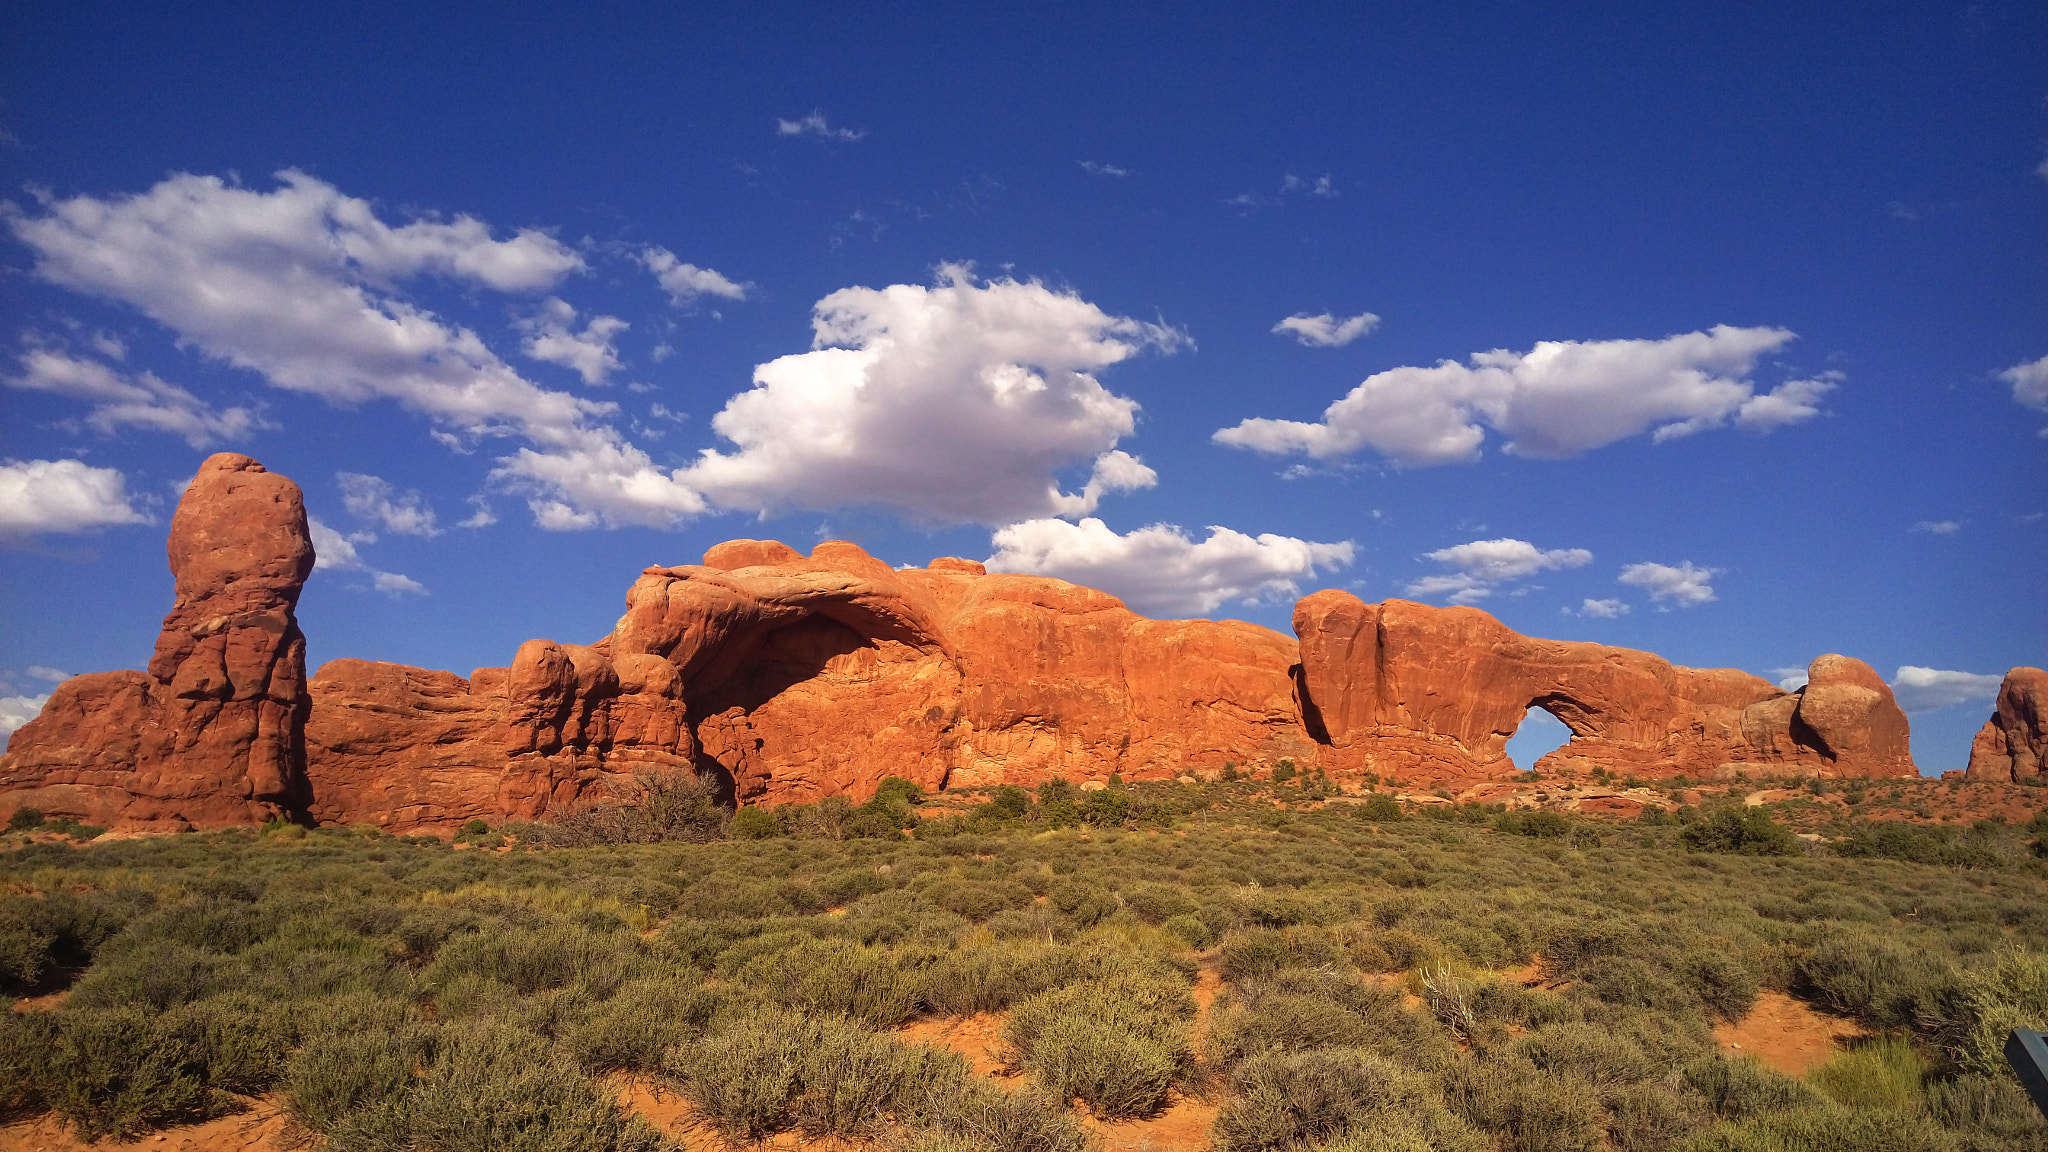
xmin=0 ymin=1097 xmax=293 ymax=1152
xmin=1713 ymin=990 xmax=1867 ymax=1076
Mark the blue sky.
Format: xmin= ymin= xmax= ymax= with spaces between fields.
xmin=2 ymin=2 xmax=2042 ymax=772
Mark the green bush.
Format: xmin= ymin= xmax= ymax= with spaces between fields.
xmin=1215 ymin=1048 xmax=1477 ymax=1152
xmin=6 ymin=807 xmax=43 ymax=832
xmin=1681 ymin=808 xmax=1801 ymax=856
xmin=729 ymin=806 xmax=780 ymax=839
xmin=1006 ymin=968 xmax=1192 ymax=1118
xmin=1358 ymin=794 xmax=1404 ymax=822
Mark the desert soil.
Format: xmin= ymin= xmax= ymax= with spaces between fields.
xmin=1713 ymin=990 xmax=1867 ymax=1076
xmin=0 ymin=1097 xmax=292 ymax=1152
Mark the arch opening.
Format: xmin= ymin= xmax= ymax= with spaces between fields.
xmin=1505 ymin=703 xmax=1574 ymax=772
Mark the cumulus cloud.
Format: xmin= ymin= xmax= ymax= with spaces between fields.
xmin=1216 ymin=325 xmax=1812 ymax=466
xmin=1890 ymin=666 xmax=2005 ymax=712
xmin=338 ymin=472 xmax=441 ymax=537
xmin=985 ymin=516 xmax=1354 ymax=618
xmin=1768 ymin=666 xmax=1809 ymax=691
xmin=10 ymin=170 xmax=712 ymax=530
xmin=309 ymin=516 xmax=425 ymax=596
xmin=676 ymin=264 xmax=1188 ymax=526
xmin=1573 ymin=598 xmax=1629 ymax=618
xmin=0 ymin=458 xmax=153 ymax=539
xmin=517 ymin=298 xmax=628 ymax=385
xmin=776 ymin=112 xmax=865 ymax=142
xmin=1734 ymin=372 xmax=1838 ymax=432
xmin=1618 ymin=561 xmax=1718 ymax=607
xmin=1281 ymin=173 xmax=1338 ymax=198
xmin=1912 ymin=520 xmax=1962 ymax=535
xmin=0 ymin=694 xmax=49 ymax=739
xmin=639 ymin=247 xmax=749 ymax=307
xmin=26 ymin=666 xmax=71 ymax=683
xmin=1404 ymin=538 xmax=1592 ymax=604
xmin=1273 ymin=311 xmax=1380 ymax=348
xmin=9 ymin=345 xmax=268 ymax=447
xmin=2000 ymin=354 xmax=2048 ymax=435
xmin=1077 ymin=161 xmax=1132 ymax=177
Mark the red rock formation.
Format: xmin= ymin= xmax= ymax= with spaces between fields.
xmin=0 ymin=453 xmax=315 ymax=828
xmin=1964 ymin=667 xmax=2047 ymax=782
xmin=0 ymin=467 xmax=1926 ymax=830
xmin=1293 ymin=591 xmax=1916 ymax=783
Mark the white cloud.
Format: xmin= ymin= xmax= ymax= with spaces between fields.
xmin=0 ymin=694 xmax=50 ymax=739
xmin=1618 ymin=561 xmax=1718 ymax=607
xmin=517 ymin=297 xmax=628 ymax=385
xmin=676 ymin=264 xmax=1188 ymax=526
xmin=1768 ymin=666 xmax=1809 ymax=691
xmin=776 ymin=112 xmax=865 ymax=142
xmin=1215 ymin=325 xmax=1808 ymax=466
xmin=1734 ymin=372 xmax=1837 ymax=433
xmin=1078 ymin=161 xmax=1132 ymax=177
xmin=10 ymin=170 xmax=711 ymax=531
xmin=26 ymin=666 xmax=70 ymax=683
xmin=640 ymin=247 xmax=750 ymax=307
xmin=1890 ymin=666 xmax=2005 ymax=712
xmin=1404 ymin=538 xmax=1592 ymax=604
xmin=985 ymin=516 xmax=1353 ymax=617
xmin=1912 ymin=520 xmax=1962 ymax=535
xmin=309 ymin=516 xmax=425 ymax=596
xmin=0 ymin=458 xmax=153 ymax=539
xmin=1999 ymin=354 xmax=2048 ymax=435
xmin=1574 ymin=598 xmax=1629 ymax=618
xmin=9 ymin=346 xmax=268 ymax=447
xmin=1273 ymin=311 xmax=1381 ymax=348
xmin=1281 ymin=173 xmax=1338 ymax=198
xmin=337 ymin=472 xmax=441 ymax=537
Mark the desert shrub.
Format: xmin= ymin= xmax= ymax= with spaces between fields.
xmin=1357 ymin=794 xmax=1405 ymax=822
xmin=1798 ymin=922 xmax=1955 ymax=1031
xmin=1681 ymin=808 xmax=1801 ymax=856
xmin=1162 ymin=913 xmax=1214 ymax=948
xmin=1516 ymin=1021 xmax=1661 ymax=1086
xmin=6 ymin=807 xmax=44 ymax=832
xmin=1576 ymin=955 xmax=1699 ymax=1014
xmin=731 ymin=934 xmax=924 ymax=1025
xmin=1214 ymin=1048 xmax=1475 ymax=1152
xmin=1679 ymin=945 xmax=1759 ymax=1023
xmin=426 ymin=922 xmax=637 ymax=999
xmin=1670 ymin=1103 xmax=1960 ymax=1152
xmin=923 ymin=940 xmax=1068 ymax=1015
xmin=912 ymin=1080 xmax=1091 ymax=1152
xmin=527 ymin=769 xmax=729 ymax=846
xmin=1006 ymin=967 xmax=1192 ymax=1117
xmin=1605 ymin=1082 xmax=1708 ymax=1152
xmin=0 ymin=1009 xmax=57 ymax=1119
xmin=729 ymin=806 xmax=780 ymax=839
xmin=324 ymin=1018 xmax=668 ymax=1152
xmin=285 ymin=1023 xmax=437 ymax=1133
xmin=1440 ymin=1058 xmax=1606 ymax=1152
xmin=1924 ymin=1073 xmax=2046 ymax=1147
xmin=1047 ymin=878 xmax=1117 ymax=927
xmin=666 ymin=1006 xmax=965 ymax=1139
xmin=1935 ymin=946 xmax=2048 ymax=1077
xmin=41 ymin=996 xmax=293 ymax=1140
xmin=1221 ymin=927 xmax=1343 ymax=983
xmin=567 ymin=973 xmax=730 ymax=1072
xmin=929 ymin=879 xmax=1036 ymax=922
xmin=1494 ymin=811 xmax=1570 ymax=839
xmin=0 ymin=911 xmax=54 ymax=989
xmin=1681 ymin=1054 xmax=1821 ymax=1119
xmin=1833 ymin=822 xmax=2006 ymax=869
xmin=1123 ymin=881 xmax=1198 ymax=924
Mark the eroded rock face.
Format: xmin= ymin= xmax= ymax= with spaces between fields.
xmin=0 ymin=479 xmax=1928 ymax=831
xmin=0 ymin=453 xmax=315 ymax=828
xmin=1965 ymin=667 xmax=2048 ymax=782
xmin=1293 ymin=591 xmax=1916 ymax=783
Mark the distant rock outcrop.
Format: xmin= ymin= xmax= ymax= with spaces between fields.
xmin=1964 ymin=667 xmax=2047 ymax=782
xmin=1292 ymin=590 xmax=1916 ymax=783
xmin=0 ymin=454 xmax=1923 ymax=831
xmin=0 ymin=453 xmax=315 ymax=829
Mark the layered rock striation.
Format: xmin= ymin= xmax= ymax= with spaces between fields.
xmin=1964 ymin=667 xmax=2047 ymax=782
xmin=1 ymin=454 xmax=1923 ymax=831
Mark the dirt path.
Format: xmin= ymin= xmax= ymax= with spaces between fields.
xmin=0 ymin=1097 xmax=292 ymax=1152
xmin=898 ymin=1011 xmax=1019 ymax=1081
xmin=1713 ymin=991 xmax=1867 ymax=1076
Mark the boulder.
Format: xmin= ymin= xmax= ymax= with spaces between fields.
xmin=1964 ymin=667 xmax=2048 ymax=782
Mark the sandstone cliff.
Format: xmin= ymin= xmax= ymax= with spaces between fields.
xmin=1964 ymin=667 xmax=2047 ymax=782
xmin=1293 ymin=590 xmax=1916 ymax=784
xmin=0 ymin=454 xmax=1923 ymax=831
xmin=0 ymin=453 xmax=314 ymax=829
